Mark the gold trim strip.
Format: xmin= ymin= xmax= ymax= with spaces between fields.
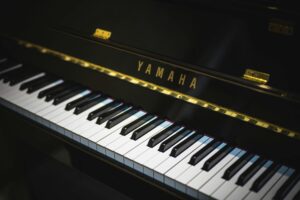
xmin=17 ymin=39 xmax=300 ymax=140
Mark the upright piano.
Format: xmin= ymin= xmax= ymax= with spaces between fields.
xmin=0 ymin=0 xmax=299 ymax=199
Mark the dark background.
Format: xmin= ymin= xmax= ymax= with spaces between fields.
xmin=1 ymin=0 xmax=300 ymax=199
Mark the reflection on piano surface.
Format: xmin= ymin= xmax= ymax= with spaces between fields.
xmin=0 ymin=0 xmax=300 ymax=199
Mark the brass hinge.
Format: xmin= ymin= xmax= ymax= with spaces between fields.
xmin=92 ymin=28 xmax=112 ymax=40
xmin=268 ymin=19 xmax=294 ymax=36
xmin=243 ymin=69 xmax=270 ymax=84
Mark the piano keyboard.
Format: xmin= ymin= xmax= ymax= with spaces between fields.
xmin=0 ymin=58 xmax=299 ymax=200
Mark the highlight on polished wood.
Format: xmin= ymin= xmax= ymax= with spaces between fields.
xmin=16 ymin=39 xmax=300 ymax=140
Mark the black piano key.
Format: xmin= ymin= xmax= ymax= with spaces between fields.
xmin=38 ymin=82 xmax=67 ymax=98
xmin=1 ymin=67 xmax=26 ymax=81
xmin=202 ymin=145 xmax=234 ymax=171
xmin=27 ymin=76 xmax=59 ymax=94
xmin=120 ymin=114 xmax=155 ymax=136
xmin=236 ymin=158 xmax=267 ymax=186
xmin=4 ymin=68 xmax=29 ymax=83
xmin=3 ymin=68 xmax=28 ymax=84
xmin=53 ymin=87 xmax=86 ymax=105
xmin=131 ymin=118 xmax=164 ymax=141
xmin=19 ymin=74 xmax=49 ymax=90
xmin=0 ymin=60 xmax=21 ymax=72
xmin=158 ymin=129 xmax=192 ymax=152
xmin=0 ymin=56 xmax=6 ymax=63
xmin=74 ymin=95 xmax=103 ymax=115
xmin=45 ymin=83 xmax=76 ymax=101
xmin=106 ymin=108 xmax=139 ymax=129
xmin=273 ymin=171 xmax=300 ymax=200
xmin=48 ymin=85 xmax=82 ymax=102
xmin=293 ymin=190 xmax=300 ymax=200
xmin=250 ymin=163 xmax=281 ymax=192
xmin=189 ymin=140 xmax=222 ymax=166
xmin=96 ymin=104 xmax=131 ymax=125
xmin=170 ymin=132 xmax=203 ymax=157
xmin=9 ymin=70 xmax=40 ymax=86
xmin=223 ymin=152 xmax=254 ymax=181
xmin=87 ymin=101 xmax=122 ymax=121
xmin=147 ymin=124 xmax=182 ymax=148
xmin=65 ymin=92 xmax=100 ymax=111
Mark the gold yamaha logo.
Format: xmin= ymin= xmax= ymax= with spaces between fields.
xmin=137 ymin=60 xmax=197 ymax=89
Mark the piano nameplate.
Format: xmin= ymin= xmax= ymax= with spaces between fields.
xmin=137 ymin=60 xmax=198 ymax=90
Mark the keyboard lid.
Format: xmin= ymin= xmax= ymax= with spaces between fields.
xmin=42 ymin=0 xmax=300 ymax=96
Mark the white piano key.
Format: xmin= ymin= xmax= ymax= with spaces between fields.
xmin=0 ymin=74 xmax=49 ymax=118
xmin=175 ymin=143 xmax=226 ymax=194
xmin=0 ymin=73 xmax=45 ymax=101
xmin=143 ymin=147 xmax=174 ymax=178
xmin=97 ymin=111 xmax=146 ymax=156
xmin=86 ymin=108 xmax=134 ymax=150
xmin=86 ymin=112 xmax=134 ymax=151
xmin=0 ymin=80 xmax=9 ymax=94
xmin=133 ymin=141 xmax=162 ymax=173
xmin=12 ymin=79 xmax=64 ymax=110
xmin=97 ymin=111 xmax=145 ymax=154
xmin=106 ymin=116 xmax=157 ymax=151
xmin=66 ymin=99 xmax=112 ymax=130
xmin=1 ymin=78 xmax=64 ymax=121
xmin=154 ymin=135 xmax=209 ymax=183
xmin=0 ymin=89 xmax=32 ymax=115
xmin=51 ymin=90 xmax=108 ymax=122
xmin=164 ymin=137 xmax=213 ymax=188
xmin=20 ymin=81 xmax=67 ymax=116
xmin=36 ymin=91 xmax=91 ymax=127
xmin=133 ymin=127 xmax=184 ymax=173
xmin=0 ymin=67 xmax=23 ymax=92
xmin=53 ymin=96 xmax=104 ymax=127
xmin=98 ymin=111 xmax=146 ymax=149
xmin=262 ymin=168 xmax=295 ymax=200
xmin=142 ymin=129 xmax=192 ymax=178
xmin=72 ymin=119 xmax=98 ymax=135
xmin=2 ymin=73 xmax=46 ymax=101
xmin=106 ymin=117 xmax=158 ymax=163
xmin=72 ymin=109 xmax=118 ymax=142
xmin=284 ymin=177 xmax=300 ymax=200
xmin=123 ymin=121 xmax=172 ymax=168
xmin=0 ymin=68 xmax=23 ymax=94
xmin=0 ymin=83 xmax=25 ymax=101
xmin=212 ymin=155 xmax=259 ymax=200
xmin=188 ymin=148 xmax=240 ymax=194
xmin=225 ymin=160 xmax=273 ymax=200
xmin=78 ymin=103 xmax=122 ymax=138
xmin=244 ymin=165 xmax=288 ymax=200
xmin=96 ymin=111 xmax=146 ymax=151
xmin=49 ymin=99 xmax=106 ymax=134
xmin=199 ymin=149 xmax=245 ymax=196
xmin=80 ymin=123 xmax=108 ymax=147
xmin=70 ymin=99 xmax=114 ymax=133
xmin=18 ymin=80 xmax=65 ymax=110
xmin=52 ymin=97 xmax=110 ymax=135
xmin=46 ymin=92 xmax=95 ymax=126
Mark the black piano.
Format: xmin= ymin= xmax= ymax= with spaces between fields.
xmin=0 ymin=0 xmax=299 ymax=199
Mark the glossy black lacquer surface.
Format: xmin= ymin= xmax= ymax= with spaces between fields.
xmin=0 ymin=0 xmax=299 ymax=183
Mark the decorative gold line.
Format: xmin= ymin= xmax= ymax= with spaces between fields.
xmin=17 ymin=39 xmax=300 ymax=140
